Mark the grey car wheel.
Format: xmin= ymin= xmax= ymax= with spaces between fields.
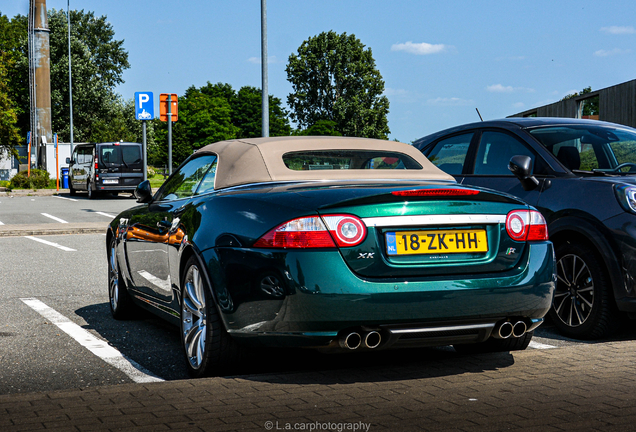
xmin=180 ymin=257 xmax=241 ymax=377
xmin=182 ymin=263 xmax=209 ymax=371
xmin=108 ymin=236 xmax=134 ymax=319
xmin=549 ymin=241 xmax=619 ymax=339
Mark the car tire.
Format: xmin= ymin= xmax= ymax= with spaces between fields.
xmin=69 ymin=183 xmax=76 ymax=196
xmin=549 ymin=240 xmax=619 ymax=339
xmin=87 ymin=182 xmax=95 ymax=199
xmin=108 ymin=236 xmax=135 ymax=319
xmin=181 ymin=256 xmax=242 ymax=377
xmin=454 ymin=331 xmax=533 ymax=354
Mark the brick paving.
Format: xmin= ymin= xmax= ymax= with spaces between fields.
xmin=1 ymin=340 xmax=635 ymax=431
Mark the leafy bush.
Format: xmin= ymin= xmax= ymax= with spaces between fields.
xmin=147 ymin=166 xmax=156 ymax=178
xmin=0 ymin=180 xmax=10 ymax=189
xmin=9 ymin=169 xmax=51 ymax=189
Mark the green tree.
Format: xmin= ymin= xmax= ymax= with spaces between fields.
xmin=48 ymin=9 xmax=130 ymax=142
xmin=151 ymin=88 xmax=238 ymax=168
xmin=196 ymin=81 xmax=291 ymax=138
xmin=293 ymin=119 xmax=341 ymax=136
xmin=0 ymin=51 xmax=21 ymax=157
xmin=232 ymin=86 xmax=291 ymax=138
xmin=0 ymin=13 xmax=28 ymax=143
xmin=286 ymin=31 xmax=390 ymax=139
xmin=89 ymin=97 xmax=156 ymax=146
xmin=0 ymin=9 xmax=130 ymax=144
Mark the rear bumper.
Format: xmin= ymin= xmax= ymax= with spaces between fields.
xmin=96 ymin=185 xmax=139 ymax=192
xmin=204 ymin=242 xmax=556 ymax=348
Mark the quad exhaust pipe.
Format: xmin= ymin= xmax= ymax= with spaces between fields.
xmin=493 ymin=320 xmax=528 ymax=339
xmin=340 ymin=330 xmax=382 ymax=350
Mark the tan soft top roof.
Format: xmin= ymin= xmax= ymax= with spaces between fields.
xmin=196 ymin=136 xmax=454 ymax=190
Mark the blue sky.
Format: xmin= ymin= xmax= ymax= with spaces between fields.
xmin=5 ymin=0 xmax=636 ymax=142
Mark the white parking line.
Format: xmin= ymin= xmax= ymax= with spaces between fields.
xmin=24 ymin=236 xmax=76 ymax=252
xmin=95 ymin=211 xmax=116 ymax=218
xmin=41 ymin=213 xmax=69 ymax=223
xmin=53 ymin=196 xmax=78 ymax=202
xmin=0 ymin=221 xmax=4 ymax=225
xmin=529 ymin=340 xmax=557 ymax=349
xmin=20 ymin=298 xmax=163 ymax=384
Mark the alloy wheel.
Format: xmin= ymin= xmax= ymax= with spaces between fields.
xmin=553 ymin=253 xmax=594 ymax=327
xmin=182 ymin=265 xmax=208 ymax=370
xmin=108 ymin=241 xmax=120 ymax=311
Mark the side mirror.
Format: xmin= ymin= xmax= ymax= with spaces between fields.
xmin=66 ymin=157 xmax=73 ymax=165
xmin=134 ymin=180 xmax=153 ymax=203
xmin=508 ymin=155 xmax=540 ymax=191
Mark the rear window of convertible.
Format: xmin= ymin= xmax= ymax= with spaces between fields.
xmin=282 ymin=150 xmax=423 ymax=170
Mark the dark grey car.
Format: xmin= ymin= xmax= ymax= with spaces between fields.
xmin=67 ymin=142 xmax=143 ymax=198
xmin=414 ymin=117 xmax=636 ymax=339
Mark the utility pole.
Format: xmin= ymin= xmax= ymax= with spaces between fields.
xmin=30 ymin=0 xmax=52 ymax=169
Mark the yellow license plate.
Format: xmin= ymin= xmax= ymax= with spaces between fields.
xmin=386 ymin=229 xmax=488 ymax=255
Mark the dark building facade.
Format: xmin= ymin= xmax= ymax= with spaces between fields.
xmin=508 ymin=79 xmax=636 ymax=129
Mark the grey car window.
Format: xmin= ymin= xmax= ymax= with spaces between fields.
xmin=157 ymin=155 xmax=217 ymax=201
xmin=474 ymin=132 xmax=535 ymax=175
xmin=427 ymin=133 xmax=473 ymax=175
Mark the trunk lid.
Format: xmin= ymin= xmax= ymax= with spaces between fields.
xmin=315 ymin=186 xmax=531 ymax=278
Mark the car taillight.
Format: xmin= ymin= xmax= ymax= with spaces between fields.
xmin=322 ymin=215 xmax=366 ymax=247
xmin=505 ymin=210 xmax=548 ymax=241
xmin=253 ymin=214 xmax=366 ymax=249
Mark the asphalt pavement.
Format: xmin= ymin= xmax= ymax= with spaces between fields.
xmin=2 ymin=340 xmax=636 ymax=431
xmin=0 ymin=188 xmax=131 ymax=236
xmin=2 ymin=189 xmax=636 ymax=431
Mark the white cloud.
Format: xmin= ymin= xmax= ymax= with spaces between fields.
xmin=426 ymin=97 xmax=474 ymax=106
xmin=594 ymin=48 xmax=630 ymax=57
xmin=391 ymin=41 xmax=449 ymax=55
xmin=487 ymin=84 xmax=535 ymax=93
xmin=600 ymin=26 xmax=636 ymax=34
xmin=487 ymin=84 xmax=514 ymax=93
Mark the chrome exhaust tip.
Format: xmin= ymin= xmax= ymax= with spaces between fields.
xmin=512 ymin=321 xmax=527 ymax=338
xmin=364 ymin=331 xmax=381 ymax=349
xmin=496 ymin=321 xmax=514 ymax=339
xmin=340 ymin=332 xmax=362 ymax=350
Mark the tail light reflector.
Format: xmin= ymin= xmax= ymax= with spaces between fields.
xmin=254 ymin=214 xmax=367 ymax=249
xmin=506 ymin=210 xmax=548 ymax=241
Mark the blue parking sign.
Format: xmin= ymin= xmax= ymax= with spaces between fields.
xmin=135 ymin=92 xmax=154 ymax=120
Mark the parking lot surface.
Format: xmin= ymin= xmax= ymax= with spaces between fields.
xmin=2 ymin=340 xmax=636 ymax=431
xmin=2 ymin=190 xmax=636 ymax=431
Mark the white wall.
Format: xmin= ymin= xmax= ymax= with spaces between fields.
xmin=45 ymin=143 xmax=72 ymax=179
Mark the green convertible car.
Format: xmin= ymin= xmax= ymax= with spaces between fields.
xmin=107 ymin=136 xmax=555 ymax=377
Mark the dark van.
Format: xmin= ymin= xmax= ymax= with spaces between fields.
xmin=66 ymin=142 xmax=143 ymax=198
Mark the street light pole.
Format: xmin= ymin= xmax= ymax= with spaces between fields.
xmin=261 ymin=0 xmax=269 ymax=138
xmin=67 ymin=0 xmax=74 ymax=157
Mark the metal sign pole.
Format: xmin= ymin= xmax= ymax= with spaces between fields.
xmin=55 ymin=133 xmax=59 ymax=191
xmin=168 ymin=94 xmax=172 ymax=175
xmin=142 ymin=120 xmax=147 ymax=181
